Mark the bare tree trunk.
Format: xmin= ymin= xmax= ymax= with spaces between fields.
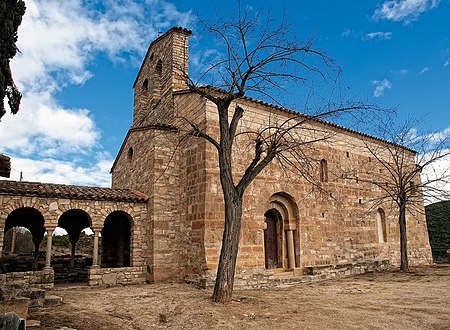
xmin=212 ymin=189 xmax=243 ymax=303
xmin=399 ymin=202 xmax=409 ymax=272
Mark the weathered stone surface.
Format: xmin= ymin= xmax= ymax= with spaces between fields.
xmin=0 ymin=298 xmax=29 ymax=319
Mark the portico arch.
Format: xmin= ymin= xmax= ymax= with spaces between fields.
xmin=264 ymin=193 xmax=300 ymax=270
xmin=101 ymin=211 xmax=132 ymax=268
xmin=3 ymin=207 xmax=46 ymax=271
xmin=57 ymin=210 xmax=92 ymax=282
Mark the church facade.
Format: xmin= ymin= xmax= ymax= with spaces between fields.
xmin=110 ymin=27 xmax=431 ymax=286
xmin=0 ymin=27 xmax=432 ymax=289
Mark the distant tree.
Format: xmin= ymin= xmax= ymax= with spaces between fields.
xmin=0 ymin=0 xmax=26 ymax=119
xmin=179 ymin=7 xmax=371 ymax=302
xmin=2 ymin=227 xmax=34 ymax=254
xmin=425 ymin=201 xmax=450 ymax=263
xmin=354 ymin=117 xmax=450 ymax=272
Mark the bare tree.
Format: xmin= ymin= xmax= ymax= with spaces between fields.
xmin=351 ymin=116 xmax=450 ymax=272
xmin=179 ymin=8 xmax=371 ymax=302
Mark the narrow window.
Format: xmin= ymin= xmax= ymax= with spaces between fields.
xmin=142 ymin=79 xmax=148 ymax=91
xmin=409 ymin=181 xmax=416 ymax=194
xmin=346 ymin=151 xmax=350 ymax=158
xmin=320 ymin=159 xmax=328 ymax=182
xmin=127 ymin=147 xmax=133 ymax=160
xmin=376 ymin=208 xmax=387 ymax=243
xmin=156 ymin=59 xmax=163 ymax=76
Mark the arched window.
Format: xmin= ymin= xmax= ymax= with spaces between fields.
xmin=127 ymin=147 xmax=133 ymax=160
xmin=376 ymin=208 xmax=387 ymax=243
xmin=320 ymin=159 xmax=328 ymax=182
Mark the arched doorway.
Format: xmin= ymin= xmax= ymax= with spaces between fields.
xmin=3 ymin=207 xmax=45 ymax=271
xmin=264 ymin=193 xmax=300 ymax=270
xmin=101 ymin=211 xmax=132 ymax=268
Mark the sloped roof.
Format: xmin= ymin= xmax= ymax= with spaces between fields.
xmin=0 ymin=180 xmax=148 ymax=203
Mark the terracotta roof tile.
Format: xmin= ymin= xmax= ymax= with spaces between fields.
xmin=0 ymin=180 xmax=148 ymax=203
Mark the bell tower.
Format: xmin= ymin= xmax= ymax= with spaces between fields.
xmin=132 ymin=27 xmax=192 ymax=127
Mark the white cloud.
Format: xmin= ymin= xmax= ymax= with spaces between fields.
xmin=420 ymin=150 xmax=450 ymax=204
xmin=420 ymin=67 xmax=430 ymax=74
xmin=372 ymin=79 xmax=392 ymax=97
xmin=1 ymin=0 xmax=191 ymax=186
xmin=373 ymin=0 xmax=440 ymax=23
xmin=341 ymin=29 xmax=352 ymax=39
xmin=362 ymin=32 xmax=393 ymax=40
xmin=444 ymin=59 xmax=450 ymax=67
xmin=1 ymin=156 xmax=113 ymax=187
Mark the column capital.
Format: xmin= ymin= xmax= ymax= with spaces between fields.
xmin=91 ymin=226 xmax=102 ymax=233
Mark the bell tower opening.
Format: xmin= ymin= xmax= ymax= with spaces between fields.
xmin=132 ymin=27 xmax=192 ymax=127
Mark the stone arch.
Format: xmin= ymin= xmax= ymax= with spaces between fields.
xmin=101 ymin=211 xmax=132 ymax=268
xmin=57 ymin=209 xmax=93 ymax=272
xmin=265 ymin=193 xmax=300 ymax=270
xmin=376 ymin=208 xmax=387 ymax=243
xmin=3 ymin=207 xmax=46 ymax=271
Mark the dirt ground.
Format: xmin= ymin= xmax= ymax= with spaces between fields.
xmin=29 ymin=265 xmax=450 ymax=330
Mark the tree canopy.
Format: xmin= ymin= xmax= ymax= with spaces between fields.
xmin=0 ymin=0 xmax=26 ymax=120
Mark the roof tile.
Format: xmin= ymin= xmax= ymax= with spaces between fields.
xmin=0 ymin=180 xmax=148 ymax=203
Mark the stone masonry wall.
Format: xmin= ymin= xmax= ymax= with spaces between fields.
xmin=87 ymin=266 xmax=146 ymax=286
xmin=112 ymin=127 xmax=185 ymax=282
xmin=175 ymin=93 xmax=208 ymax=283
xmin=197 ymin=97 xmax=432 ymax=285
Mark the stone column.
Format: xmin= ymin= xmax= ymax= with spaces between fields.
xmin=0 ymin=225 xmax=5 ymax=273
xmin=92 ymin=228 xmax=101 ymax=268
xmin=286 ymin=230 xmax=295 ymax=269
xmin=44 ymin=227 xmax=55 ymax=270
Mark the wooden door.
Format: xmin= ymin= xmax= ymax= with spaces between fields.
xmin=264 ymin=214 xmax=278 ymax=269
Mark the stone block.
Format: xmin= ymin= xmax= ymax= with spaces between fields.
xmin=102 ymin=273 xmax=117 ymax=286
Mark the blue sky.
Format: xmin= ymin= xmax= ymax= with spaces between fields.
xmin=0 ymin=0 xmax=449 ymax=186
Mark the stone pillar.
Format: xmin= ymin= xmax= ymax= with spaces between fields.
xmin=44 ymin=227 xmax=55 ymax=270
xmin=287 ymin=230 xmax=295 ymax=270
xmin=92 ymin=228 xmax=101 ymax=268
xmin=0 ymin=225 xmax=5 ymax=273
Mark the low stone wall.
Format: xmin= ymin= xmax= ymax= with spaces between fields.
xmin=87 ymin=266 xmax=146 ymax=286
xmin=0 ymin=270 xmax=53 ymax=308
xmin=53 ymin=255 xmax=92 ymax=284
xmin=0 ymin=270 xmax=54 ymax=292
xmin=199 ymin=260 xmax=391 ymax=289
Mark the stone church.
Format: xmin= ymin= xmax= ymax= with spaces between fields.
xmin=0 ymin=27 xmax=432 ymax=289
